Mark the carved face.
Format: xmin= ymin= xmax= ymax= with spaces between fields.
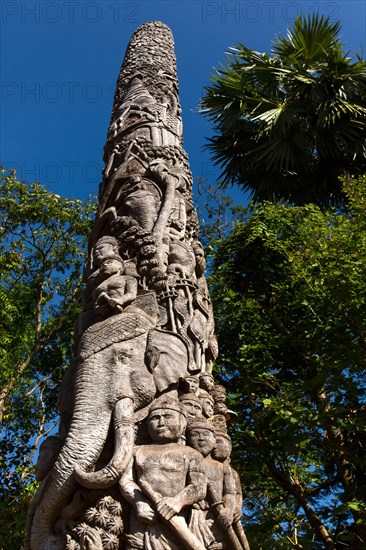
xmin=148 ymin=408 xmax=186 ymax=443
xmin=211 ymin=435 xmax=232 ymax=462
xmin=210 ymin=415 xmax=227 ymax=432
xmin=212 ymin=385 xmax=227 ymax=403
xmin=200 ymin=375 xmax=214 ymax=392
xmin=94 ymin=241 xmax=119 ymax=263
xmin=201 ymin=396 xmax=214 ymax=419
xmin=187 ymin=427 xmax=216 ymax=457
xmin=100 ymin=258 xmax=124 ymax=276
xmin=182 ymin=377 xmax=199 ymax=394
xmin=180 ymin=398 xmax=203 ymax=420
xmin=187 ymin=377 xmax=199 ymax=393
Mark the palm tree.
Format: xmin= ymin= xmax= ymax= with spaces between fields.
xmin=200 ymin=14 xmax=366 ymax=206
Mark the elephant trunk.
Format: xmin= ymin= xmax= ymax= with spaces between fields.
xmin=74 ymin=396 xmax=135 ymax=489
xmin=30 ymin=409 xmax=112 ymax=549
xmin=29 ymin=354 xmax=113 ymax=549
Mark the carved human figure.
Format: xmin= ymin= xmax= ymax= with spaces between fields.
xmin=189 ymin=289 xmax=218 ymax=375
xmin=148 ymin=161 xmax=187 ymax=251
xmin=119 ymin=397 xmax=206 ymax=550
xmin=76 ymin=238 xmax=114 ymax=335
xmin=87 ymin=239 xmax=138 ymax=318
xmin=211 ymin=385 xmax=226 ymax=404
xmin=87 ymin=236 xmax=120 ymax=286
xmin=167 ymin=191 xmax=187 ymax=241
xmin=186 ymin=421 xmax=237 ymax=549
xmin=188 ymin=290 xmax=212 ymax=372
xmin=85 ymin=236 xmax=119 ymax=293
xmin=212 ymin=433 xmax=250 ymax=550
xmin=170 ymin=288 xmax=190 ymax=332
xmin=92 ymin=256 xmax=138 ymax=316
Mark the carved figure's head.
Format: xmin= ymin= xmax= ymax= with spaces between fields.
xmin=186 ymin=421 xmax=216 ymax=457
xmin=148 ymin=396 xmax=187 ymax=443
xmin=199 ymin=373 xmax=215 ymax=393
xmin=211 ymin=384 xmax=227 ymax=403
xmin=178 ymin=375 xmax=199 ymax=394
xmin=99 ymin=256 xmax=124 ymax=277
xmin=211 ymin=432 xmax=232 ymax=463
xmin=200 ymin=394 xmax=215 ymax=419
xmin=209 ymin=414 xmax=228 ymax=433
xmin=179 ymin=393 xmax=203 ymax=421
xmin=94 ymin=236 xmax=121 ymax=266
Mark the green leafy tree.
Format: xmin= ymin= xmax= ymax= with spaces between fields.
xmin=0 ymin=169 xmax=95 ymax=548
xmin=204 ymin=176 xmax=366 ymax=549
xmin=200 ymin=14 xmax=366 ymax=206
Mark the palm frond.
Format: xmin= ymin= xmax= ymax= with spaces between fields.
xmin=273 ymin=14 xmax=342 ymax=66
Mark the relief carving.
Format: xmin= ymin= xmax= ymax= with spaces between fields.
xmin=119 ymin=397 xmax=206 ymax=550
xmin=27 ymin=20 xmax=248 ymax=550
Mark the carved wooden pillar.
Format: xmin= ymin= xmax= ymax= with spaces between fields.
xmin=27 ymin=21 xmax=249 ymax=550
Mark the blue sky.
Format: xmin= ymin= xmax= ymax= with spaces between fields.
xmin=1 ymin=0 xmax=365 ymax=208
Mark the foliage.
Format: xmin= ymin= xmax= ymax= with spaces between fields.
xmin=200 ymin=14 xmax=366 ymax=206
xmin=0 ymin=169 xmax=95 ymax=548
xmin=204 ymin=176 xmax=366 ymax=549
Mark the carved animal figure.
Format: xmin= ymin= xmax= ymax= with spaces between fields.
xmin=122 ymin=178 xmax=160 ymax=232
xmin=29 ymin=313 xmax=156 ymax=550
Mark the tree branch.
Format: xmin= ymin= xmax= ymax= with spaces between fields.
xmin=265 ymin=460 xmax=335 ymax=549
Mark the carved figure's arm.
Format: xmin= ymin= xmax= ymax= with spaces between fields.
xmin=119 ymin=457 xmax=157 ymax=523
xmin=87 ymin=268 xmax=104 ymax=289
xmin=222 ymin=465 xmax=236 ymax=521
xmin=92 ymin=289 xmax=112 ymax=315
xmin=209 ymin=465 xmax=236 ymax=529
xmin=97 ymin=277 xmax=138 ymax=312
xmin=117 ymin=276 xmax=138 ymax=307
xmin=231 ymin=467 xmax=244 ymax=522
